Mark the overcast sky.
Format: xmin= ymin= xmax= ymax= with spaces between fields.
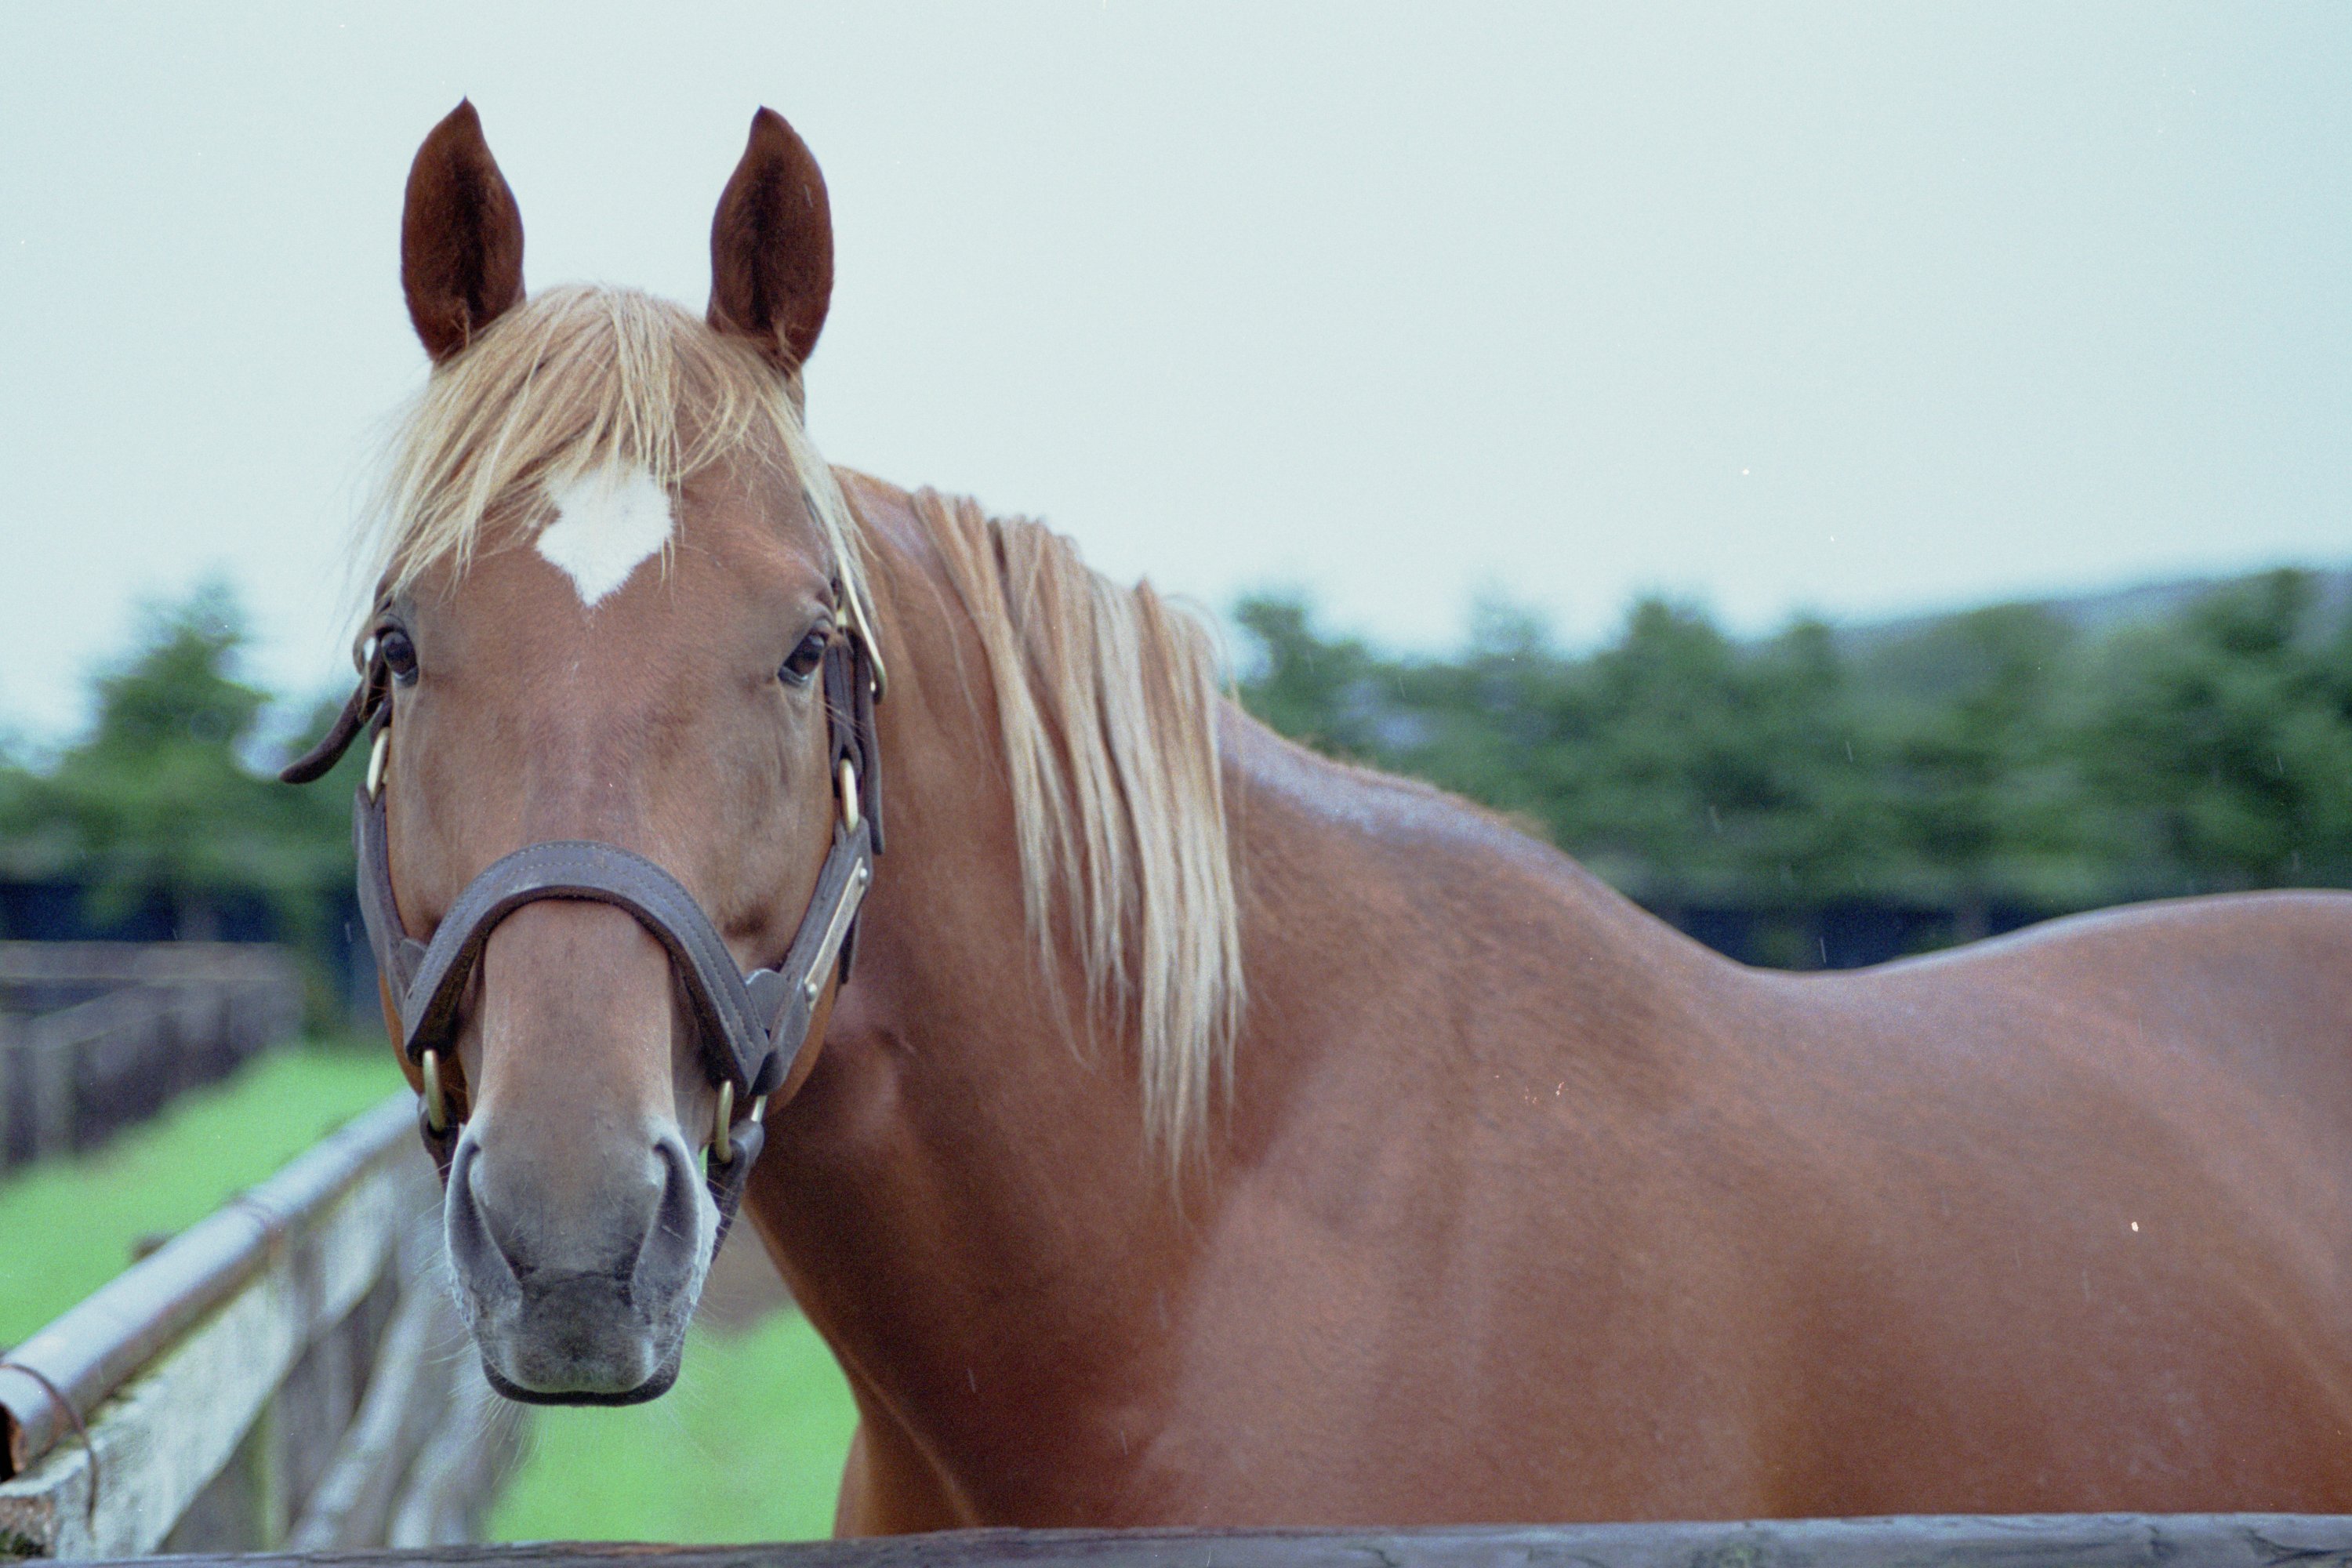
xmin=2 ymin=4 xmax=2346 ymax=742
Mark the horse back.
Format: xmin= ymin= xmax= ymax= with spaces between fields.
xmin=1729 ymin=890 xmax=2352 ymax=1513
xmin=1208 ymin=728 xmax=2352 ymax=1521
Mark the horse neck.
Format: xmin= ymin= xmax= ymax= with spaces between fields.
xmin=745 ymin=503 xmax=1206 ymax=1511
xmin=744 ymin=481 xmax=1697 ymax=1517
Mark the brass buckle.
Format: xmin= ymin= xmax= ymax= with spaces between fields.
xmin=710 ymin=1082 xmax=768 ymax=1167
xmin=419 ymin=1046 xmax=449 ymax=1134
xmin=839 ymin=758 xmax=862 ymax=833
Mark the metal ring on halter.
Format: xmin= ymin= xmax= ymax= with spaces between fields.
xmin=420 ymin=1047 xmax=448 ymax=1134
xmin=839 ymin=758 xmax=861 ymax=833
xmin=712 ymin=1080 xmax=735 ymax=1165
xmin=367 ymin=729 xmax=390 ymax=800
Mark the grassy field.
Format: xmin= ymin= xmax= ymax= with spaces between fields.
xmin=0 ymin=1040 xmax=405 ymax=1345
xmin=0 ymin=1040 xmax=858 ymax=1543
xmin=488 ymin=1314 xmax=858 ymax=1542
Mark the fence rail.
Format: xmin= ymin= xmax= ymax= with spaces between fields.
xmin=0 ymin=1092 xmax=517 ymax=1559
xmin=0 ymin=942 xmax=303 ymax=1168
xmin=60 ymin=1515 xmax=2352 ymax=1568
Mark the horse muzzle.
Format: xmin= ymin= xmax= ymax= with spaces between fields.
xmin=445 ymin=1117 xmax=710 ymax=1403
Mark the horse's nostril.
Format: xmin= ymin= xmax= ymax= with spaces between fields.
xmin=445 ymin=1134 xmax=521 ymax=1286
xmin=656 ymin=1134 xmax=692 ymax=1181
xmin=633 ymin=1134 xmax=708 ymax=1295
xmin=441 ymin=1116 xmax=708 ymax=1378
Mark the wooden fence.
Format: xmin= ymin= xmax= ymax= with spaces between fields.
xmin=0 ymin=943 xmax=304 ymax=1169
xmin=0 ymin=1093 xmax=521 ymax=1559
xmin=63 ymin=1515 xmax=2352 ymax=1568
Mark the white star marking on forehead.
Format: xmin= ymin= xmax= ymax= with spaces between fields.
xmin=535 ymin=465 xmax=674 ymax=608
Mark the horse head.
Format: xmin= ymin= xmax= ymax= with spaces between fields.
xmin=310 ymin=101 xmax=873 ymax=1403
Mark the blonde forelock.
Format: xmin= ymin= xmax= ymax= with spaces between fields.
xmin=360 ymin=285 xmax=865 ymax=616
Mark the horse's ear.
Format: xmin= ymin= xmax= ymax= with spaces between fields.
xmin=401 ymin=100 xmax=525 ymax=365
xmin=708 ymin=107 xmax=833 ymax=373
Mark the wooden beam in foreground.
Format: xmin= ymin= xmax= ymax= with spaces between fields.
xmin=79 ymin=1514 xmax=2352 ymax=1568
xmin=0 ymin=1096 xmax=434 ymax=1558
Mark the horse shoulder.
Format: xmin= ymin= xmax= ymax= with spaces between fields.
xmin=1201 ymin=724 xmax=1795 ymax=1515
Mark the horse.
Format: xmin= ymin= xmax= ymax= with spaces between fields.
xmin=296 ymin=100 xmax=2352 ymax=1534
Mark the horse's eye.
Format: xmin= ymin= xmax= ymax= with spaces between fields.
xmin=379 ymin=629 xmax=419 ymax=684
xmin=779 ymin=630 xmax=828 ymax=687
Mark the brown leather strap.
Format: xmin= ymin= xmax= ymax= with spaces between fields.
xmin=359 ymin=793 xmax=875 ymax=1097
xmin=278 ymin=663 xmax=385 ymax=786
xmin=703 ymin=1117 xmax=765 ymax=1254
xmin=377 ymin=816 xmax=785 ymax=1094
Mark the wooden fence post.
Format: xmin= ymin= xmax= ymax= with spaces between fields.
xmin=0 ymin=1094 xmax=522 ymax=1559
xmin=0 ymin=943 xmax=307 ymax=1174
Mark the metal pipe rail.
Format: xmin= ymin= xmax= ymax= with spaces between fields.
xmin=0 ymin=1091 xmax=517 ymax=1559
xmin=0 ymin=1098 xmax=419 ymax=1480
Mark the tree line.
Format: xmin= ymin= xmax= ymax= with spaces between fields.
xmin=2 ymin=568 xmax=2347 ymax=991
xmin=1236 ymin=569 xmax=2352 ymax=960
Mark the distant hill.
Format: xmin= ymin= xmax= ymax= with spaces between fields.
xmin=1837 ymin=564 xmax=2352 ymax=651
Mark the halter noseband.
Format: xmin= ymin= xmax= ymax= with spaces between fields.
xmin=281 ymin=584 xmax=884 ymax=1254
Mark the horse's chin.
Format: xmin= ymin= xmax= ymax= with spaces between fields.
xmin=459 ymin=1276 xmax=699 ymax=1405
xmin=481 ymin=1345 xmax=683 ymax=1407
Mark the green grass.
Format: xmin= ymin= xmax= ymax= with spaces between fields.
xmin=0 ymin=1040 xmax=405 ymax=1345
xmin=488 ymin=1312 xmax=858 ymax=1543
xmin=0 ymin=1036 xmax=860 ymax=1543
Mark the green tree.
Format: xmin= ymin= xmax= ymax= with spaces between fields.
xmin=2083 ymin=570 xmax=2352 ymax=894
xmin=1230 ymin=593 xmax=1388 ymax=757
xmin=1864 ymin=604 xmax=2098 ymax=935
xmin=0 ymin=585 xmax=355 ymax=943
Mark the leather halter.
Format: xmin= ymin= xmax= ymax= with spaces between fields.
xmin=281 ymin=590 xmax=884 ymax=1254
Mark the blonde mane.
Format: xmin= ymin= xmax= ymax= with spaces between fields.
xmin=361 ymin=284 xmax=1243 ymax=1161
xmin=913 ymin=491 xmax=1245 ymax=1165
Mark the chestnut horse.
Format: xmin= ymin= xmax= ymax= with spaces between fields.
xmin=332 ymin=103 xmax=2352 ymax=1533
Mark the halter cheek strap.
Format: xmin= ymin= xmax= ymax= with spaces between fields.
xmin=283 ymin=607 xmax=884 ymax=1254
